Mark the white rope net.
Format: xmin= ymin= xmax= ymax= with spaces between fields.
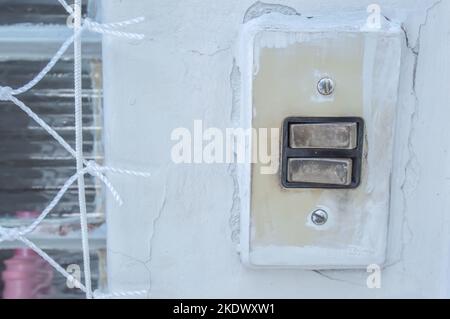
xmin=0 ymin=0 xmax=150 ymax=299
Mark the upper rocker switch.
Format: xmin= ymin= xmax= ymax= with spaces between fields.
xmin=289 ymin=122 xmax=357 ymax=149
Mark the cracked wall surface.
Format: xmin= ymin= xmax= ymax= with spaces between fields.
xmin=102 ymin=0 xmax=450 ymax=298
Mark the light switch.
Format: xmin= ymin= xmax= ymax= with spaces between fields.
xmin=287 ymin=158 xmax=353 ymax=186
xmin=237 ymin=13 xmax=402 ymax=269
xmin=282 ymin=117 xmax=364 ymax=189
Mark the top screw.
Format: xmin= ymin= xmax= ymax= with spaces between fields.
xmin=317 ymin=77 xmax=335 ymax=96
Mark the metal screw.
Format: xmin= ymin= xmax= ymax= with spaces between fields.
xmin=317 ymin=77 xmax=335 ymax=96
xmin=311 ymin=209 xmax=328 ymax=226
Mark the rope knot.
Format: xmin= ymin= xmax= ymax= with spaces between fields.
xmin=84 ymin=161 xmax=124 ymax=206
xmin=0 ymin=227 xmax=25 ymax=242
xmin=0 ymin=86 xmax=13 ymax=101
xmin=82 ymin=18 xmax=94 ymax=30
xmin=85 ymin=160 xmax=101 ymax=175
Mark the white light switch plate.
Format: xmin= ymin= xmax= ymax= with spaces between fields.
xmin=237 ymin=13 xmax=402 ymax=269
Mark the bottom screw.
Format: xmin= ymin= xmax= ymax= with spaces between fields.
xmin=311 ymin=209 xmax=328 ymax=226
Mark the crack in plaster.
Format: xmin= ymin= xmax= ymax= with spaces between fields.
xmin=243 ymin=1 xmax=300 ymax=23
xmin=144 ymin=179 xmax=169 ymax=298
xmin=108 ymin=249 xmax=152 ymax=296
xmin=110 ymin=177 xmax=170 ymax=298
xmin=189 ymin=46 xmax=231 ymax=57
xmin=313 ymin=270 xmax=366 ymax=288
xmin=384 ymin=0 xmax=443 ymax=270
xmin=108 ymin=176 xmax=168 ymax=299
xmin=399 ymin=0 xmax=443 ymax=266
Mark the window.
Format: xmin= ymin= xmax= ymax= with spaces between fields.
xmin=0 ymin=0 xmax=106 ymax=299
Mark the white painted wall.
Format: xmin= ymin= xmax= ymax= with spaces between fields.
xmin=101 ymin=0 xmax=450 ymax=298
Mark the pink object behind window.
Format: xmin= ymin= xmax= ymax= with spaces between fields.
xmin=2 ymin=212 xmax=54 ymax=299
